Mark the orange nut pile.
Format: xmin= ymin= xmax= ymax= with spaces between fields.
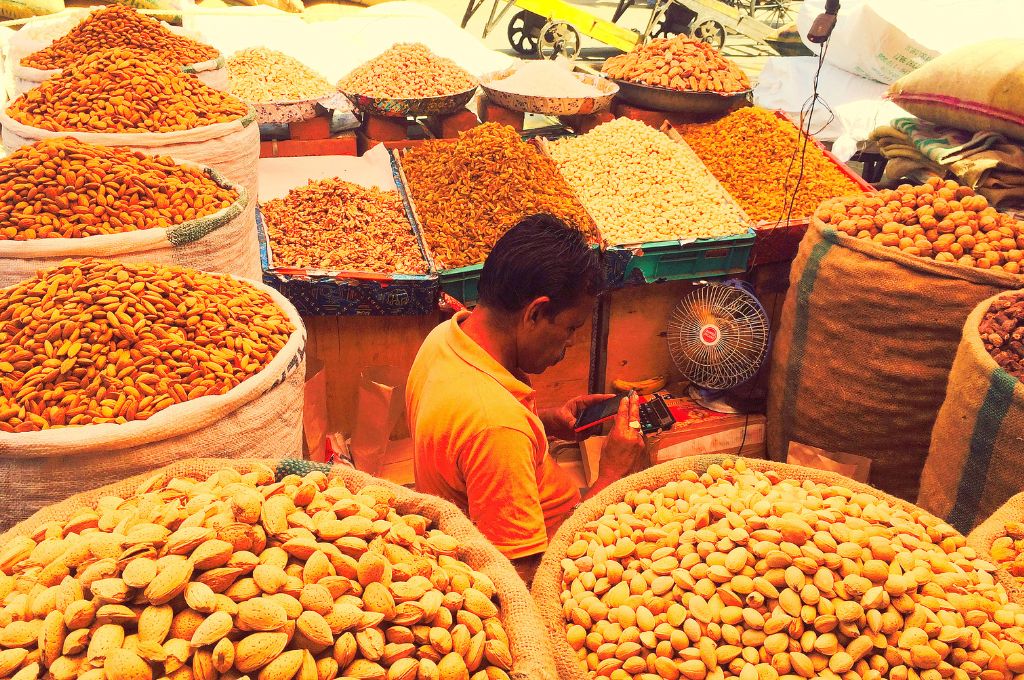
xmin=0 ymin=259 xmax=293 ymax=432
xmin=8 ymin=48 xmax=249 ymax=134
xmin=0 ymin=138 xmax=238 ymax=240
xmin=261 ymin=178 xmax=428 ymax=274
xmin=991 ymin=523 xmax=1024 ymax=580
xmin=817 ymin=177 xmax=1024 ymax=273
xmin=400 ymin=123 xmax=597 ymax=269
xmin=21 ymin=5 xmax=220 ymax=71
xmin=678 ymin=107 xmax=865 ymax=223
xmin=601 ymin=36 xmax=749 ymax=93
xmin=337 ymin=43 xmax=477 ymax=99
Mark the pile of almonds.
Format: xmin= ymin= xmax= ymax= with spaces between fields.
xmin=556 ymin=458 xmax=1024 ymax=680
xmin=0 ymin=465 xmax=515 ymax=680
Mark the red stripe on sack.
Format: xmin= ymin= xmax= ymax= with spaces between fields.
xmin=892 ymin=93 xmax=1024 ymax=126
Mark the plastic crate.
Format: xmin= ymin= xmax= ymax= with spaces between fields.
xmin=256 ymin=210 xmax=439 ymax=316
xmin=611 ymin=230 xmax=756 ymax=285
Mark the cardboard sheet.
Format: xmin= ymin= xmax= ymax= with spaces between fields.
xmin=257 ymin=144 xmax=398 ymax=201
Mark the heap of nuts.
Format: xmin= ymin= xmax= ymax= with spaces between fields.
xmin=0 ymin=138 xmax=238 ymax=240
xmin=0 ymin=259 xmax=293 ymax=432
xmin=260 ymin=179 xmax=428 ymax=275
xmin=21 ymin=5 xmax=220 ymax=70
xmin=980 ymin=292 xmax=1024 ymax=380
xmin=0 ymin=464 xmax=515 ymax=680
xmin=228 ymin=49 xmax=335 ymax=103
xmin=677 ymin=107 xmax=866 ymax=223
xmin=547 ymin=118 xmax=749 ymax=245
xmin=337 ymin=43 xmax=477 ymax=99
xmin=558 ymin=458 xmax=1024 ymax=680
xmin=400 ymin=124 xmax=597 ymax=269
xmin=817 ymin=177 xmax=1024 ymax=272
xmin=991 ymin=523 xmax=1024 ymax=581
xmin=8 ymin=49 xmax=249 ymax=134
xmin=601 ymin=37 xmax=749 ymax=94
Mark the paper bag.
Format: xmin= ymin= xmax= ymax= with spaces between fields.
xmin=350 ymin=365 xmax=407 ymax=476
xmin=787 ymin=441 xmax=872 ymax=483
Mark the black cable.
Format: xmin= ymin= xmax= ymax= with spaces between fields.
xmin=736 ymin=412 xmax=750 ymax=456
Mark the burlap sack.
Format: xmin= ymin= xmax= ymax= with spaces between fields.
xmin=0 ymin=106 xmax=259 ymax=216
xmin=919 ymin=292 xmax=1024 ymax=534
xmin=0 ymin=161 xmax=259 ymax=287
xmin=767 ymin=204 xmax=1024 ymax=502
xmin=530 ymin=454 xmax=972 ymax=680
xmin=968 ymin=491 xmax=1024 ymax=604
xmin=0 ymin=458 xmax=558 ymax=680
xmin=0 ymin=282 xmax=307 ymax=531
xmin=888 ymin=39 xmax=1024 ymax=143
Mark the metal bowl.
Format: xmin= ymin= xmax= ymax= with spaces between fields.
xmin=612 ymin=79 xmax=752 ymax=116
xmin=479 ymin=67 xmax=618 ymax=116
xmin=341 ymin=85 xmax=479 ymax=118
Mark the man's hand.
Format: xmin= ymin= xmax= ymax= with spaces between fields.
xmin=585 ymin=393 xmax=647 ymax=498
xmin=541 ymin=393 xmax=616 ymax=442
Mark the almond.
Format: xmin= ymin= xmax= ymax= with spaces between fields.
xmin=143 ymin=559 xmax=193 ymax=606
xmin=387 ymin=658 xmax=418 ymax=680
xmin=38 ymin=610 xmax=66 ymax=667
xmin=436 ymin=652 xmax=468 ymax=680
xmin=296 ymin=611 xmax=333 ymax=647
xmin=482 ymin=639 xmax=511 ymax=671
xmin=191 ymin=611 xmax=234 ymax=647
xmin=342 ymin=659 xmax=386 ymax=680
xmin=235 ymin=633 xmax=289 ymax=673
xmin=86 ymin=624 xmax=125 ymax=661
xmin=184 ymin=583 xmax=218 ymax=614
xmin=256 ymin=649 xmax=303 ymax=680
xmin=103 ymin=648 xmax=152 ymax=680
xmin=120 ymin=560 xmax=158 ymax=590
xmin=212 ymin=639 xmax=235 ymax=673
xmin=190 ymin=540 xmax=235 ymax=570
xmin=238 ymin=598 xmax=288 ymax=632
xmin=0 ymin=648 xmax=28 ymax=676
xmin=460 ymin=590 xmax=496 ymax=620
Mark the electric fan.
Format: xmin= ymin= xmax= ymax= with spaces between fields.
xmin=667 ymin=279 xmax=770 ymax=414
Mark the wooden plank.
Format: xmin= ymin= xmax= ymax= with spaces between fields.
xmin=603 ymin=280 xmax=697 ymax=391
xmin=303 ymin=314 xmax=440 ymax=436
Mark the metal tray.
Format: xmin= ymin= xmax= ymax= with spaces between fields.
xmin=341 ymin=85 xmax=478 ymax=118
xmin=612 ymin=79 xmax=752 ymax=115
xmin=479 ymin=67 xmax=618 ymax=116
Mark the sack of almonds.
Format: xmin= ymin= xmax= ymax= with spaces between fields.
xmin=532 ymin=455 xmax=1024 ymax=680
xmin=0 ymin=139 xmax=259 ymax=286
xmin=969 ymin=492 xmax=1024 ymax=605
xmin=0 ymin=458 xmax=557 ymax=680
xmin=919 ymin=290 xmax=1024 ymax=534
xmin=0 ymin=260 xmax=307 ymax=530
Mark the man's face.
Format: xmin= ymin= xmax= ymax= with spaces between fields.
xmin=518 ymin=295 xmax=596 ymax=375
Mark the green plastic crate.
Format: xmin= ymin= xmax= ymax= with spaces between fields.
xmin=611 ymin=230 xmax=755 ymax=285
xmin=438 ymin=264 xmax=484 ymax=306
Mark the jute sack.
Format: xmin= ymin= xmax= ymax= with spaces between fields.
xmin=0 ymin=105 xmax=260 ymax=216
xmin=918 ymin=291 xmax=1024 ymax=534
xmin=10 ymin=20 xmax=228 ymax=96
xmin=766 ymin=202 xmax=1024 ymax=502
xmin=0 ymin=161 xmax=259 ymax=287
xmin=531 ymin=455 xmax=964 ymax=680
xmin=0 ymin=457 xmax=558 ymax=680
xmin=968 ymin=491 xmax=1024 ymax=604
xmin=0 ymin=282 xmax=307 ymax=531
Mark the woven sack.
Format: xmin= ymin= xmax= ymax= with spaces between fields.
xmin=0 ymin=105 xmax=259 ymax=222
xmin=968 ymin=491 xmax=1024 ymax=605
xmin=0 ymin=457 xmax=558 ymax=680
xmin=766 ymin=201 xmax=1024 ymax=501
xmin=0 ymin=282 xmax=307 ymax=531
xmin=919 ymin=292 xmax=1024 ymax=534
xmin=0 ymin=160 xmax=258 ymax=286
xmin=531 ymin=454 xmax=980 ymax=680
xmin=10 ymin=20 xmax=227 ymax=96
xmin=888 ymin=39 xmax=1024 ymax=143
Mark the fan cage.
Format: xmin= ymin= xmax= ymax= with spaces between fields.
xmin=668 ymin=282 xmax=769 ymax=391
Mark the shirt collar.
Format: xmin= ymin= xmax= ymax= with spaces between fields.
xmin=445 ymin=310 xmax=535 ymax=402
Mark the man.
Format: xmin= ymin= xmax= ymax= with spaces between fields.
xmin=406 ymin=214 xmax=647 ymax=578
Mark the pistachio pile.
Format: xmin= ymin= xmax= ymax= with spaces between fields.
xmin=0 ymin=466 xmax=514 ymax=680
xmin=557 ymin=459 xmax=1024 ymax=679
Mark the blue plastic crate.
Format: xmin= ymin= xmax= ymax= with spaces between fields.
xmin=256 ymin=210 xmax=438 ymax=316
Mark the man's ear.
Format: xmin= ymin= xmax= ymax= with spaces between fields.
xmin=522 ymin=296 xmax=552 ymax=327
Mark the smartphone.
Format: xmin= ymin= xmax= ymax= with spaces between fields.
xmin=573 ymin=391 xmax=633 ymax=433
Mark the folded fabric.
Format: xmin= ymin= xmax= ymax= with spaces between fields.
xmin=870 ymin=117 xmax=1024 ymax=209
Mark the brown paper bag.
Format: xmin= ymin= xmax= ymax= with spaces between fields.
xmin=350 ymin=365 xmax=407 ymax=476
xmin=787 ymin=441 xmax=871 ymax=483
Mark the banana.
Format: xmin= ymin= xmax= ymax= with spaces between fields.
xmin=611 ymin=375 xmax=667 ymax=395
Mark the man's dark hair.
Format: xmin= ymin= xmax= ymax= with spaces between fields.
xmin=477 ymin=214 xmax=604 ymax=316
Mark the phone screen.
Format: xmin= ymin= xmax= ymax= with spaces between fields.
xmin=574 ymin=393 xmax=629 ymax=432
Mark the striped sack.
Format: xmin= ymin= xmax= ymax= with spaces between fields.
xmin=767 ymin=203 xmax=1024 ymax=501
xmin=919 ymin=291 xmax=1024 ymax=533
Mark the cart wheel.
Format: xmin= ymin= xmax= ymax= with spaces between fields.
xmin=508 ymin=10 xmax=543 ymax=55
xmin=692 ymin=19 xmax=726 ymax=49
xmin=752 ymin=0 xmax=795 ymax=28
xmin=537 ymin=20 xmax=581 ymax=60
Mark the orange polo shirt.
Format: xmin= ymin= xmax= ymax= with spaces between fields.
xmin=406 ymin=311 xmax=581 ymax=559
